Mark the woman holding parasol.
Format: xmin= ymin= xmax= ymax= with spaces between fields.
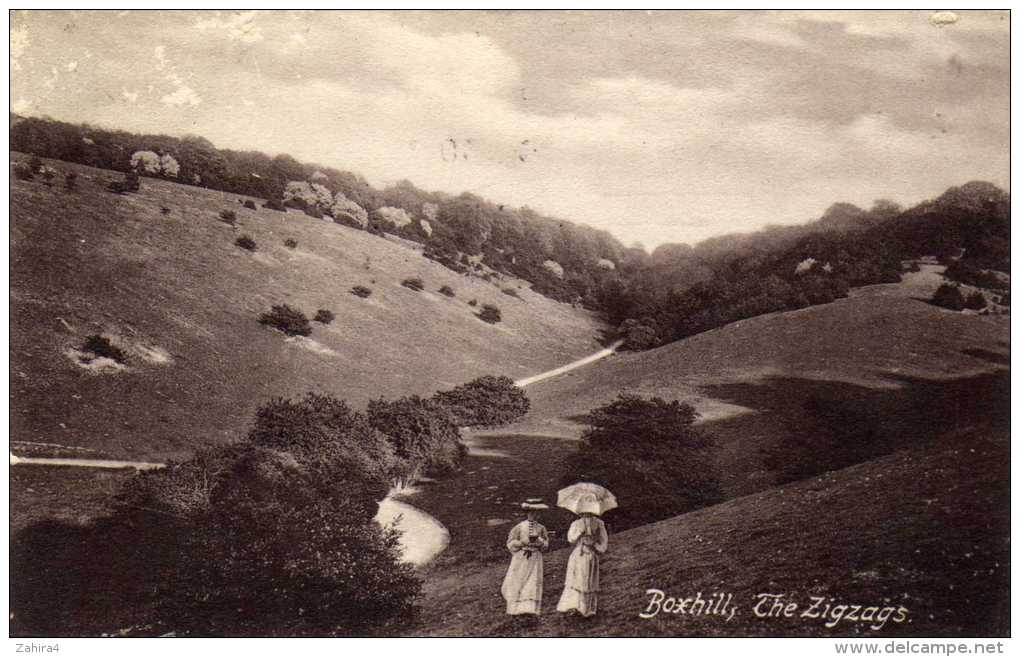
xmin=556 ymin=482 xmax=615 ymax=617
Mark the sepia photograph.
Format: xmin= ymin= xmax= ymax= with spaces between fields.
xmin=6 ymin=8 xmax=1011 ymax=644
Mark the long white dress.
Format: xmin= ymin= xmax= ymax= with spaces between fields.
xmin=500 ymin=520 xmax=549 ymax=615
xmin=556 ymin=516 xmax=608 ymax=617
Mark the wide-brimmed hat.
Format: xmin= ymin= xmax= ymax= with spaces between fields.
xmin=521 ymin=498 xmax=549 ymax=510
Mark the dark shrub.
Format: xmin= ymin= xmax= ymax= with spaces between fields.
xmin=313 ymin=309 xmax=335 ymax=324
xmin=501 ymin=287 xmax=521 ymax=299
xmin=219 ymin=209 xmax=238 ymax=226
xmin=478 ymin=304 xmax=501 ymax=324
xmin=235 ymin=235 xmax=257 ymax=251
xmin=434 ymin=375 xmax=530 ymax=428
xmin=107 ymin=181 xmax=126 ymax=194
xmin=161 ymin=207 xmax=172 ymax=215
xmin=932 ymin=283 xmax=966 ymax=311
xmin=438 ymin=285 xmax=455 ymax=297
xmin=468 ymin=298 xmax=478 ymax=307
xmin=13 ymin=163 xmax=34 ymax=180
xmin=999 ymin=293 xmax=1010 ymax=307
xmin=264 ymin=198 xmax=286 ymax=212
xmin=283 ymin=238 xmax=298 ymax=249
xmin=401 ymin=277 xmax=424 ymax=292
xmin=104 ymin=394 xmax=420 ymax=636
xmin=562 ymin=394 xmax=721 ymax=531
xmin=81 ymin=334 xmax=129 ymax=364
xmin=304 ymin=206 xmax=324 ymax=219
xmin=64 ymin=172 xmax=77 ymax=190
xmin=258 ymin=304 xmax=311 ymax=337
xmin=28 ymin=156 xmax=43 ymax=174
xmin=42 ymin=169 xmax=55 ymax=185
xmin=124 ymin=170 xmax=140 ymax=192
xmin=243 ymin=200 xmax=257 ymax=210
xmin=351 ymin=286 xmax=372 ymax=298
xmin=964 ymin=291 xmax=988 ymax=311
xmin=367 ymin=396 xmax=466 ymax=485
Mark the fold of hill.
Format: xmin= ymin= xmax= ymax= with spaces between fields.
xmin=413 ymin=426 xmax=1009 ymax=637
xmin=487 ymin=266 xmax=1010 ymax=498
xmin=10 ymin=155 xmax=606 ymax=461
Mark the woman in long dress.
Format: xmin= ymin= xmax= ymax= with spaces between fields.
xmin=556 ymin=509 xmax=609 ymax=617
xmin=500 ymin=501 xmax=549 ymax=615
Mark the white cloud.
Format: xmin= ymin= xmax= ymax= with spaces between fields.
xmin=11 ymin=24 xmax=30 ymax=70
xmin=195 ymin=11 xmax=263 ymax=43
xmin=161 ymin=84 xmax=201 ymax=107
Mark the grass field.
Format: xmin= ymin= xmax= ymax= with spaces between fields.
xmin=10 ymin=154 xmax=606 ymax=464
xmin=9 ymin=155 xmax=1010 ymax=638
xmin=411 ymin=427 xmax=1009 ymax=637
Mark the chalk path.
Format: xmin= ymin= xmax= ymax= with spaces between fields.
xmin=514 ymin=340 xmax=622 ymax=387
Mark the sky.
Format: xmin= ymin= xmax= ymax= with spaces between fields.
xmin=9 ymin=10 xmax=1010 ymax=249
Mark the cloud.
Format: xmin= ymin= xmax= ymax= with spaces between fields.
xmin=161 ymin=84 xmax=201 ymax=107
xmin=7 ymin=10 xmax=1009 ymax=248
xmin=195 ymin=10 xmax=263 ymax=43
xmin=10 ymin=24 xmax=30 ymax=70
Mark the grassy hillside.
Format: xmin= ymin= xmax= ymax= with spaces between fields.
xmin=412 ymin=427 xmax=1009 ymax=637
xmin=487 ymin=265 xmax=1009 ymax=497
xmin=9 ymin=154 xmax=606 ymax=462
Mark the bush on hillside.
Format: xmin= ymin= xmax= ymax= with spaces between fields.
xmin=438 ymin=285 xmax=455 ymax=298
xmin=243 ymin=200 xmax=257 ymax=210
xmin=235 ymin=235 xmax=257 ymax=251
xmin=81 ymin=334 xmax=129 ymax=364
xmin=111 ymin=393 xmax=419 ymax=635
xmin=283 ymin=238 xmax=297 ymax=249
xmin=367 ymin=396 xmax=466 ymax=485
xmin=501 ymin=287 xmax=521 ymax=299
xmin=161 ymin=207 xmax=172 ymax=216
xmin=313 ymin=309 xmax=335 ymax=324
xmin=964 ymin=291 xmax=988 ymax=311
xmin=932 ymin=283 xmax=966 ymax=311
xmin=42 ymin=169 xmax=55 ymax=186
xmin=219 ymin=209 xmax=238 ymax=226
xmin=124 ymin=170 xmax=140 ymax=192
xmin=467 ymin=298 xmax=478 ymax=307
xmin=29 ymin=156 xmax=43 ymax=174
xmin=477 ymin=304 xmax=501 ymax=324
xmin=258 ymin=304 xmax=311 ymax=337
xmin=561 ymin=394 xmax=721 ymax=531
xmin=13 ymin=163 xmax=34 ymax=180
xmin=264 ymin=198 xmax=286 ymax=212
xmin=64 ymin=172 xmax=77 ymax=191
xmin=350 ymin=286 xmax=372 ymax=298
xmin=434 ymin=375 xmax=530 ymax=428
xmin=401 ymin=277 xmax=424 ymax=292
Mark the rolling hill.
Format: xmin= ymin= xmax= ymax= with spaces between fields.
xmin=412 ymin=425 xmax=1009 ymax=637
xmin=481 ymin=265 xmax=1009 ymax=498
xmin=9 ymin=154 xmax=607 ymax=462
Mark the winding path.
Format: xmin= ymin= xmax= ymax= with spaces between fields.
xmin=514 ymin=339 xmax=622 ymax=387
xmin=12 ymin=339 xmax=620 ymax=566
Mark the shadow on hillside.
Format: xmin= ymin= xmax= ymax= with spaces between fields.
xmin=698 ymin=369 xmax=1009 ymax=491
xmin=10 ymin=511 xmax=182 ymax=637
xmin=962 ymin=347 xmax=1010 ymax=366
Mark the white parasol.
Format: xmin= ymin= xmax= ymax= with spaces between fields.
xmin=556 ymin=482 xmax=618 ymax=516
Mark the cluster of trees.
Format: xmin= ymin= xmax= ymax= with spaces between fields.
xmin=10 ymin=114 xmax=627 ymax=307
xmin=11 ymin=375 xmax=531 ymax=636
xmin=561 ymin=394 xmax=721 ymax=531
xmin=599 ymin=183 xmax=1009 ymax=349
xmin=12 ymin=116 xmax=1009 ymax=350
